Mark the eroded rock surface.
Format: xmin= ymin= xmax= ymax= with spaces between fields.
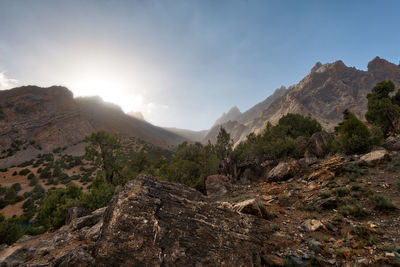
xmin=1 ymin=175 xmax=272 ymax=266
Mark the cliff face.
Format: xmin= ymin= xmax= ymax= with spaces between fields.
xmin=205 ymin=57 xmax=400 ymax=146
xmin=0 ymin=86 xmax=186 ymax=166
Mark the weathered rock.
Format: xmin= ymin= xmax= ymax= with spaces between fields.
xmin=315 ymin=197 xmax=337 ymax=210
xmin=308 ymin=155 xmax=346 ymax=180
xmin=303 ymin=219 xmax=323 ymax=231
xmin=65 ymin=206 xmax=88 ymax=225
xmin=360 ymin=149 xmax=390 ymax=164
xmin=383 ymin=135 xmax=400 ymax=151
xmin=232 ymin=198 xmax=268 ymax=219
xmin=70 ymin=207 xmax=106 ymax=231
xmin=306 ymin=131 xmax=330 ymax=157
xmin=205 ymin=174 xmax=231 ymax=197
xmin=94 ymin=175 xmax=271 ymax=266
xmin=267 ymin=159 xmax=299 ymax=182
xmin=0 ymin=207 xmax=106 ymax=266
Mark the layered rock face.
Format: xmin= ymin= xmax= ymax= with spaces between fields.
xmin=205 ymin=57 xmax=400 ymax=146
xmin=0 ymin=86 xmax=186 ymax=166
xmin=0 ymin=175 xmax=272 ymax=266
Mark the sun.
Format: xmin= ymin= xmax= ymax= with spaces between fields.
xmin=69 ymin=72 xmax=141 ymax=114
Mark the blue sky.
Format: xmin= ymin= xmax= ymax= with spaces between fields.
xmin=0 ymin=0 xmax=399 ymax=130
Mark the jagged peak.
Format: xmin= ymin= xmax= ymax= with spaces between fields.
xmin=367 ymin=56 xmax=396 ymax=72
xmin=228 ymin=106 xmax=241 ymax=114
xmin=310 ymin=60 xmax=346 ymax=74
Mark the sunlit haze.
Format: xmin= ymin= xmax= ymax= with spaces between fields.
xmin=0 ymin=0 xmax=400 ymax=130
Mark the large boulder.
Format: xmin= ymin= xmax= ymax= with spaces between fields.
xmin=360 ymin=149 xmax=390 ymax=164
xmin=205 ymin=174 xmax=231 ymax=198
xmin=305 ymin=131 xmax=330 ymax=157
xmin=1 ymin=175 xmax=273 ymax=266
xmin=267 ymin=159 xmax=299 ymax=182
xmin=94 ymin=175 xmax=271 ymax=266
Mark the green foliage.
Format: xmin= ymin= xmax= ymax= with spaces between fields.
xmin=80 ymin=176 xmax=114 ymax=211
xmin=215 ymin=127 xmax=233 ymax=159
xmin=276 ymin=113 xmax=322 ymax=138
xmin=334 ymin=110 xmax=380 ymax=154
xmin=232 ymin=115 xmax=311 ymax=164
xmin=37 ymin=183 xmax=82 ymax=229
xmin=366 ymin=81 xmax=400 ymax=135
xmin=84 ymin=131 xmax=123 ymax=185
xmin=371 ymin=194 xmax=396 ymax=212
xmin=159 ymin=142 xmax=219 ymax=193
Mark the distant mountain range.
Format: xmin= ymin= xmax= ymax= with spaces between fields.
xmin=204 ymin=57 xmax=400 ymax=145
xmin=1 ymin=57 xmax=399 ymax=167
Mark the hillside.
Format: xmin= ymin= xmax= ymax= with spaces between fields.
xmin=204 ymin=57 xmax=400 ymax=145
xmin=0 ymin=86 xmax=186 ymax=167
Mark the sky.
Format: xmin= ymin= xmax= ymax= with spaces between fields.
xmin=0 ymin=0 xmax=399 ymax=130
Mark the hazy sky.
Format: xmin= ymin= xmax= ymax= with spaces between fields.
xmin=0 ymin=0 xmax=399 ymax=130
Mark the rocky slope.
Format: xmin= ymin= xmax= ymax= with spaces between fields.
xmin=2 ymin=149 xmax=400 ymax=266
xmin=204 ymin=57 xmax=400 ymax=146
xmin=0 ymin=86 xmax=186 ymax=167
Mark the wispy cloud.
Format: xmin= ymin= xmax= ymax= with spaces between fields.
xmin=0 ymin=72 xmax=18 ymax=90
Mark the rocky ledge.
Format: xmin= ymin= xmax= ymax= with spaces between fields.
xmin=0 ymin=175 xmax=272 ymax=266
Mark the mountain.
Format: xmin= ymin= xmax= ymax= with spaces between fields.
xmin=163 ymin=127 xmax=208 ymax=142
xmin=127 ymin=111 xmax=144 ymax=121
xmin=212 ymin=106 xmax=241 ymax=127
xmin=204 ymin=85 xmax=288 ymax=144
xmin=235 ymin=86 xmax=287 ymax=124
xmin=204 ymin=57 xmax=400 ymax=145
xmin=0 ymin=86 xmax=186 ymax=167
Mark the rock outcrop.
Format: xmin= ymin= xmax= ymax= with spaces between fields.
xmin=360 ymin=149 xmax=390 ymax=164
xmin=267 ymin=159 xmax=299 ymax=182
xmin=0 ymin=175 xmax=272 ymax=266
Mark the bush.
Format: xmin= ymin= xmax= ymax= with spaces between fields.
xmin=371 ymin=194 xmax=396 ymax=212
xmin=334 ymin=110 xmax=381 ymax=155
xmin=275 ymin=113 xmax=322 ymax=138
xmin=80 ymin=176 xmax=114 ymax=211
xmin=366 ymin=81 xmax=400 ymax=135
xmin=19 ymin=168 xmax=31 ymax=176
xmin=37 ymin=183 xmax=82 ymax=229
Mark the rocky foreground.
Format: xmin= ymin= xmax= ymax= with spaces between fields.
xmin=0 ymin=175 xmax=272 ymax=266
xmin=2 ymin=147 xmax=400 ymax=266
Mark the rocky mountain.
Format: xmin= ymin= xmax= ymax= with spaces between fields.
xmin=212 ymin=106 xmax=241 ymax=127
xmin=204 ymin=86 xmax=288 ymax=144
xmin=204 ymin=57 xmax=400 ymax=146
xmin=0 ymin=86 xmax=186 ymax=167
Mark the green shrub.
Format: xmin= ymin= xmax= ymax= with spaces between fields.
xmin=19 ymin=168 xmax=31 ymax=176
xmin=335 ymin=110 xmax=381 ymax=155
xmin=12 ymin=171 xmax=17 ymax=176
xmin=366 ymin=81 xmax=400 ymax=135
xmin=371 ymin=194 xmax=396 ymax=212
xmin=335 ymin=187 xmax=350 ymax=197
xmin=37 ymin=183 xmax=82 ymax=229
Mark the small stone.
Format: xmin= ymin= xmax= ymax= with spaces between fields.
xmin=304 ymin=219 xmax=323 ymax=231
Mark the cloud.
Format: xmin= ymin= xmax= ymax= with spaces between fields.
xmin=0 ymin=72 xmax=19 ymax=90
